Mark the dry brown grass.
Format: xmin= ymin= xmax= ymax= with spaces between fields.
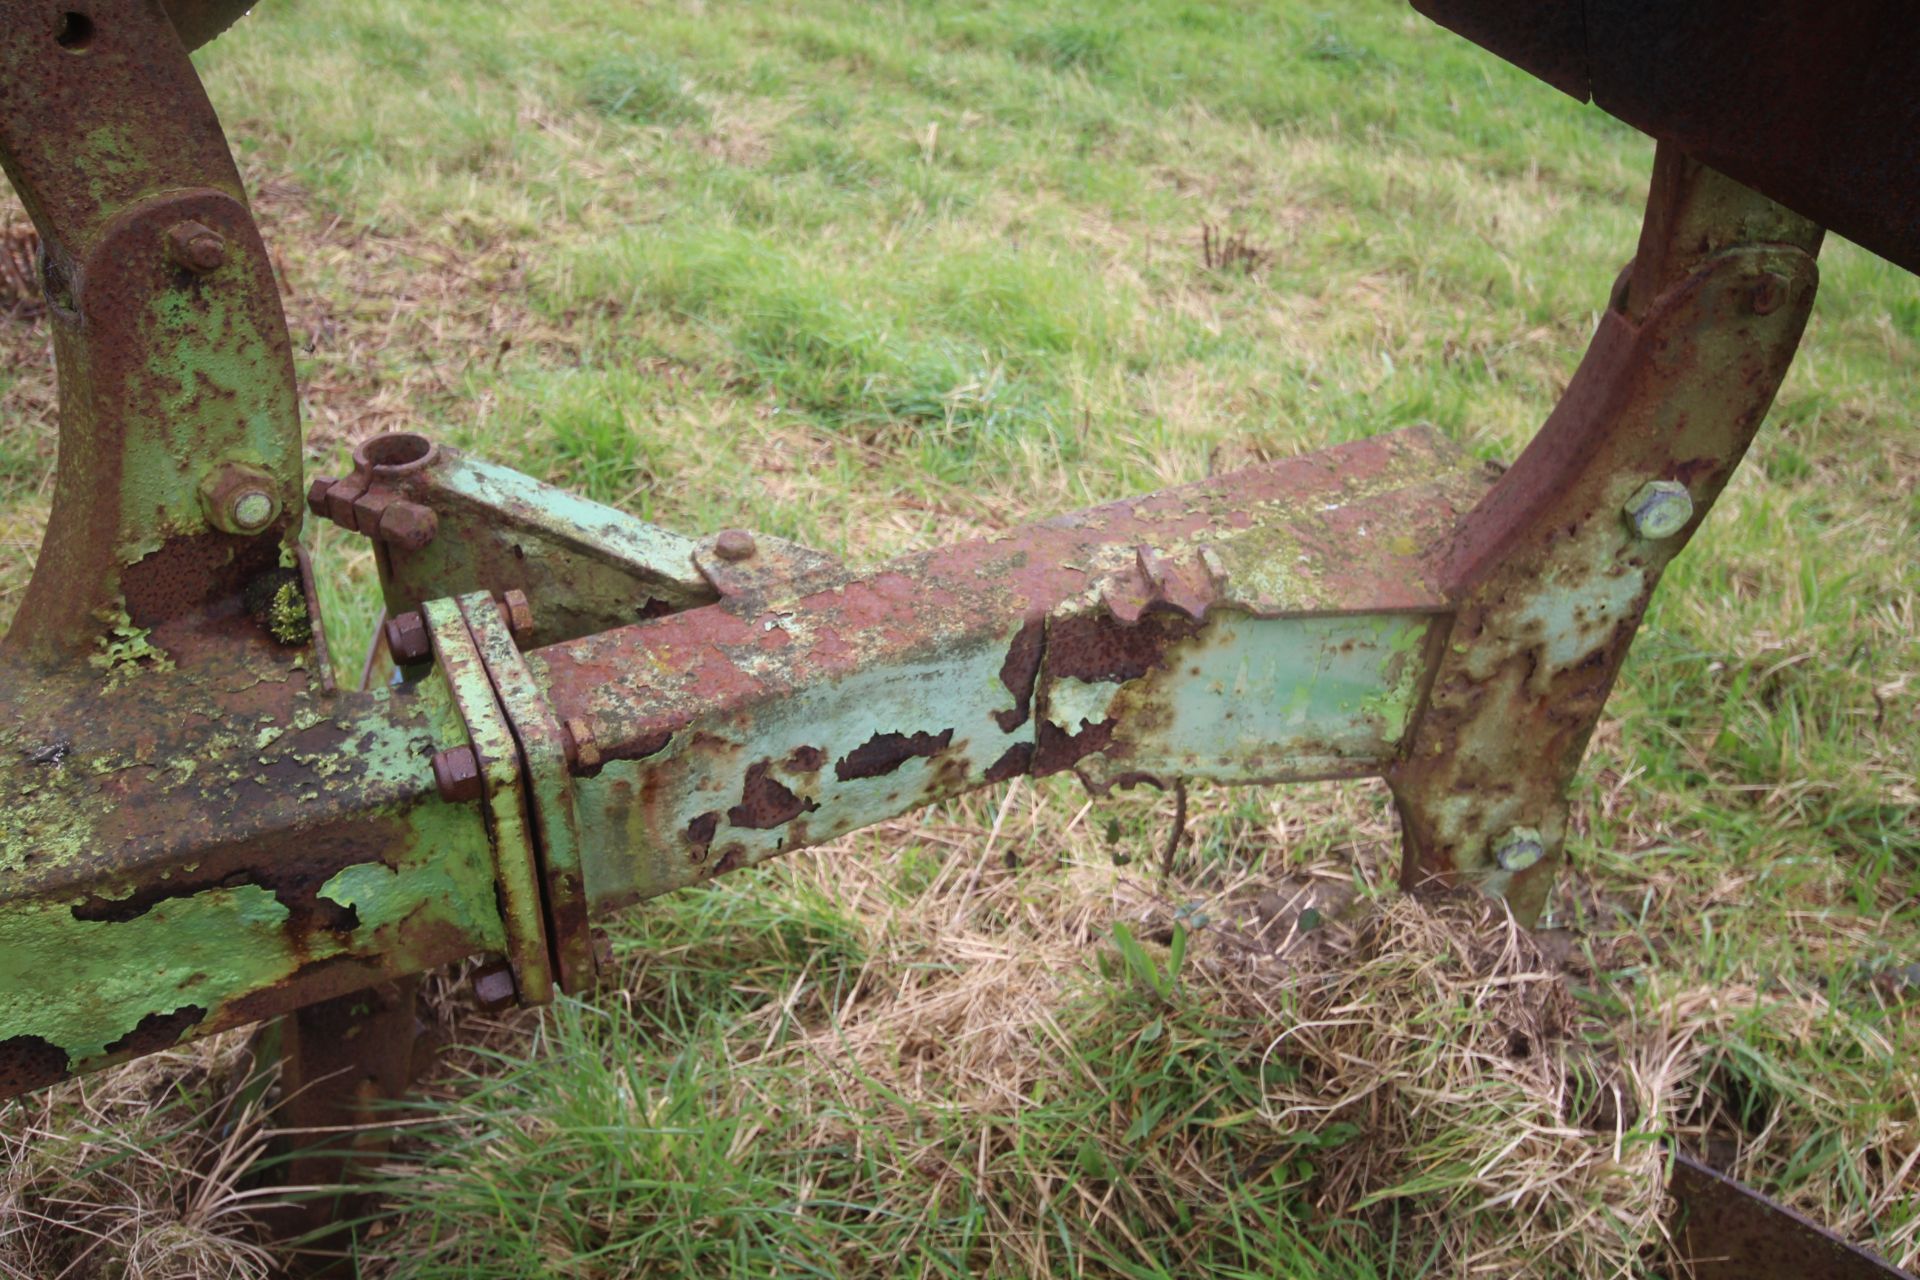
xmin=694 ymin=792 xmax=1678 ymax=1278
xmin=0 ymin=1034 xmax=282 ymax=1280
xmin=334 ymin=780 xmax=1711 ymax=1278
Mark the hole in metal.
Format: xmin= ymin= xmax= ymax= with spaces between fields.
xmin=355 ymin=431 xmax=437 ymax=475
xmin=55 ymin=11 xmax=93 ymax=50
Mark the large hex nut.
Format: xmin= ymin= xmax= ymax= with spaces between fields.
xmin=377 ymin=500 xmax=439 ymax=550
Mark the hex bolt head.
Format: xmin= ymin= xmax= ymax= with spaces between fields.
xmin=1751 ymin=271 xmax=1791 ymax=316
xmin=166 ymin=220 xmax=228 ymax=274
xmin=500 ymin=589 xmax=535 ymax=646
xmin=1622 ymin=480 xmax=1694 ymax=540
xmin=470 ymin=960 xmax=519 ymax=1012
xmin=430 ymin=745 xmax=484 ymax=803
xmin=1492 ymin=827 xmax=1546 ymax=873
xmin=384 ymin=611 xmax=432 ymax=665
xmin=714 ymin=528 xmax=757 ymax=562
xmin=230 ymin=489 xmax=276 ymax=532
xmin=376 ymin=499 xmax=438 ymax=550
xmin=305 ymin=476 xmax=337 ymax=518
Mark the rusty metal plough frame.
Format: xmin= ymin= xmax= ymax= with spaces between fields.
xmin=0 ymin=1 xmax=1907 ymax=1273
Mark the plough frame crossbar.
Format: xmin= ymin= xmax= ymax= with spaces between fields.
xmin=0 ymin=0 xmax=1906 ymax=1274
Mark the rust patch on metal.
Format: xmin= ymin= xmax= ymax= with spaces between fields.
xmin=1388 ymin=148 xmax=1822 ymax=923
xmin=70 ymin=846 xmax=386 ymax=939
xmin=727 ymin=761 xmax=818 ymax=830
xmin=834 ymin=728 xmax=954 ymax=781
xmin=686 ymin=810 xmax=720 ymax=859
xmin=1048 ymin=608 xmax=1201 ymax=684
xmin=985 ymin=742 xmax=1034 ymax=783
xmin=992 ymin=618 xmax=1045 ymax=731
xmin=1666 ymin=1149 xmax=1910 ymax=1279
xmin=120 ymin=533 xmax=282 ymax=630
xmin=599 ymin=726 xmax=672 ymax=769
xmin=101 ymin=1005 xmax=206 ymax=1056
xmin=0 ymin=1035 xmax=70 ymax=1096
xmin=1032 ymin=717 xmax=1116 ymax=776
xmin=786 ymin=745 xmax=826 ymax=772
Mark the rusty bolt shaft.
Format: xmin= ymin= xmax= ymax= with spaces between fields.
xmin=199 ymin=464 xmax=281 ymax=536
xmin=500 ymin=589 xmax=534 ymax=646
xmin=471 ymin=959 xmax=518 ymax=1012
xmin=231 ymin=490 xmax=275 ymax=531
xmin=305 ymin=476 xmax=337 ymax=518
xmin=1622 ymin=480 xmax=1693 ymax=540
xmin=1492 ymin=827 xmax=1546 ymax=873
xmin=377 ymin=499 xmax=438 ymax=550
xmin=563 ymin=717 xmax=602 ymax=772
xmin=1751 ymin=271 xmax=1791 ymax=315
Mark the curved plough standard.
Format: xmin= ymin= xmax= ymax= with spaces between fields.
xmin=0 ymin=1 xmax=1911 ymax=1272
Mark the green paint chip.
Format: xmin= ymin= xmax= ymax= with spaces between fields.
xmin=319 ymin=861 xmax=407 ymax=931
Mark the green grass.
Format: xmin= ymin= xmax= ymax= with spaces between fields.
xmin=0 ymin=0 xmax=1915 ymax=1275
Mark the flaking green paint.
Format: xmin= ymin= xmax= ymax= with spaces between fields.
xmin=1075 ymin=611 xmax=1438 ymax=788
xmin=322 ymin=861 xmax=449 ymax=934
xmin=0 ymin=884 xmax=292 ymax=1067
xmin=575 ymin=619 xmax=1028 ymax=907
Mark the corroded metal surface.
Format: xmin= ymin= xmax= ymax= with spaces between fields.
xmin=268 ymin=978 xmax=433 ymax=1254
xmin=0 ymin=649 xmax=505 ymax=1096
xmin=0 ymin=37 xmax=1861 ymax=1269
xmin=1388 ymin=146 xmax=1821 ymax=921
xmin=526 ymin=427 xmax=1488 ymax=911
xmin=0 ymin=0 xmax=510 ymax=1100
xmin=163 ymin=0 xmax=258 ymax=50
xmin=1667 ymin=1151 xmax=1915 ymax=1279
xmin=310 ymin=440 xmax=717 ymax=649
xmin=1413 ymin=0 xmax=1918 ymax=273
xmin=0 ymin=0 xmax=304 ymax=664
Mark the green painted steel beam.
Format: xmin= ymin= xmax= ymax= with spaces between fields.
xmin=521 ymin=426 xmax=1487 ymax=915
xmin=0 ymin=645 xmax=505 ymax=1095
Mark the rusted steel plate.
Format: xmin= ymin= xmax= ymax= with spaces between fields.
xmin=1411 ymin=0 xmax=1920 ymax=274
xmin=268 ymin=978 xmax=432 ymax=1242
xmin=1408 ymin=0 xmax=1587 ymax=99
xmin=312 ymin=439 xmax=718 ymax=650
xmin=526 ymin=427 xmax=1491 ymax=912
xmin=428 ymin=596 xmax=552 ymax=1006
xmin=163 ymin=0 xmax=258 ymax=49
xmin=1668 ymin=1151 xmax=1915 ymax=1280
xmin=1388 ymin=148 xmax=1821 ymax=923
xmin=460 ymin=592 xmax=598 ymax=993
